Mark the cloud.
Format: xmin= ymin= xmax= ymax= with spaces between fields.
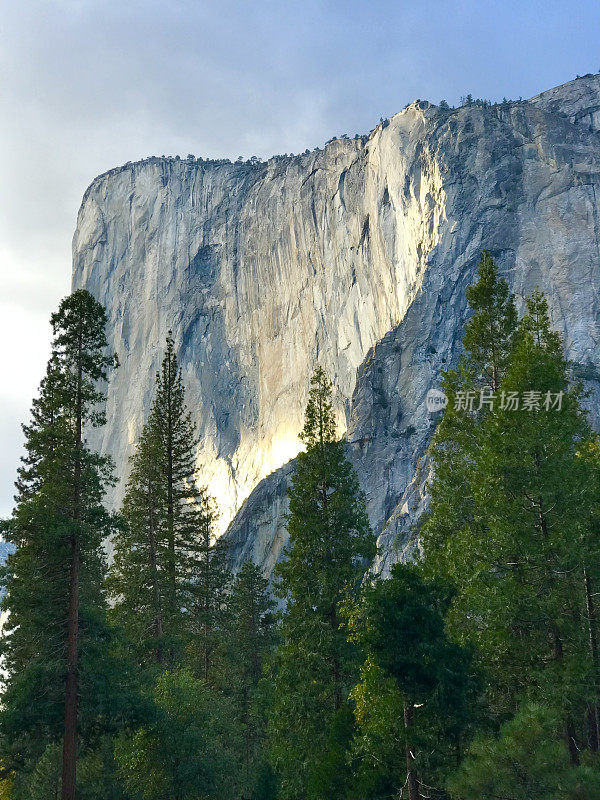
xmin=2 ymin=0 xmax=600 ymax=516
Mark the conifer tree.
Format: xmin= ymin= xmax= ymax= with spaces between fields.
xmin=268 ymin=366 xmax=376 ymax=800
xmin=423 ymin=288 xmax=600 ymax=768
xmin=348 ymin=564 xmax=475 ymax=800
xmin=423 ymin=251 xmax=519 ymax=585
xmin=150 ymin=332 xmax=211 ymax=627
xmin=187 ymin=504 xmax=231 ymax=685
xmin=109 ymin=332 xmax=220 ymax=670
xmin=463 ymin=249 xmax=517 ymax=391
xmin=108 ymin=424 xmax=167 ymax=667
xmin=224 ymin=561 xmax=277 ymax=797
xmin=0 ymin=290 xmax=119 ymax=800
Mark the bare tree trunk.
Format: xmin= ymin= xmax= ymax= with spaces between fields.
xmin=553 ymin=630 xmax=580 ymax=766
xmin=403 ymin=703 xmax=419 ymax=800
xmin=584 ymin=566 xmax=600 ymax=752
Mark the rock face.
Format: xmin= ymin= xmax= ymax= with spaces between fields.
xmin=73 ymin=75 xmax=600 ymax=573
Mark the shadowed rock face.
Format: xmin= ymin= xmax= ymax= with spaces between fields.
xmin=73 ymin=75 xmax=600 ymax=573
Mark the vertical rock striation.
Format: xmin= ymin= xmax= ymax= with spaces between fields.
xmin=72 ymin=75 xmax=600 ymax=571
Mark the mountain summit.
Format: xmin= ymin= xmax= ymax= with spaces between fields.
xmin=73 ymin=74 xmax=600 ymax=574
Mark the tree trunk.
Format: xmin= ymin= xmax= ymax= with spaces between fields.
xmin=552 ymin=631 xmax=580 ymax=766
xmin=148 ymin=498 xmax=164 ymax=665
xmin=62 ymin=328 xmax=83 ymax=800
xmin=403 ymin=703 xmax=419 ymax=800
xmin=584 ymin=566 xmax=600 ymax=752
xmin=62 ymin=536 xmax=79 ymax=800
xmin=566 ymin=717 xmax=580 ymax=767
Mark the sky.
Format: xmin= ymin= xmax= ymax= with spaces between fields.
xmin=1 ymin=0 xmax=599 ymax=517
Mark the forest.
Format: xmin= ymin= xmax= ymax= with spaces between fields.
xmin=2 ymin=251 xmax=600 ymax=800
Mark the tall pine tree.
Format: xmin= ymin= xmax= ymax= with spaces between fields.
xmin=423 ymin=285 xmax=600 ymax=768
xmin=108 ymin=423 xmax=168 ymax=668
xmin=0 ymin=290 xmax=119 ymax=800
xmin=224 ymin=561 xmax=277 ymax=798
xmin=186 ymin=502 xmax=231 ymax=686
xmin=268 ymin=366 xmax=376 ymax=800
xmin=109 ymin=332 xmax=224 ymax=671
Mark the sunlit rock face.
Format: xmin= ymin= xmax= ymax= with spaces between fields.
xmin=73 ymin=104 xmax=446 ymax=530
xmin=73 ymin=75 xmax=600 ymax=571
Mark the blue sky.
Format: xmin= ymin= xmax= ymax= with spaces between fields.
xmin=1 ymin=0 xmax=599 ymax=516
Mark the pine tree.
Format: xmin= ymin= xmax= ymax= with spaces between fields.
xmin=348 ymin=564 xmax=475 ymax=800
xmin=150 ymin=332 xmax=212 ymax=629
xmin=224 ymin=561 xmax=277 ymax=797
xmin=268 ymin=367 xmax=376 ymax=800
xmin=108 ymin=425 xmax=167 ymax=668
xmin=463 ymin=250 xmax=517 ymax=391
xmin=109 ymin=332 xmax=219 ymax=670
xmin=187 ymin=504 xmax=231 ymax=685
xmin=422 ymin=252 xmax=519 ymax=598
xmin=0 ymin=290 xmax=119 ymax=800
xmin=423 ymin=288 xmax=600 ymax=767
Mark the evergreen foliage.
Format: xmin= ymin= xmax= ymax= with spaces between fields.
xmin=109 ymin=332 xmax=224 ymax=673
xmin=423 ymin=256 xmax=600 ymax=791
xmin=5 ymin=253 xmax=600 ymax=799
xmin=0 ymin=290 xmax=136 ymax=798
xmin=186 ymin=505 xmax=230 ymax=686
xmin=115 ymin=669 xmax=238 ymax=800
xmin=463 ymin=249 xmax=517 ymax=391
xmin=268 ymin=366 xmax=376 ymax=799
xmin=223 ymin=561 xmax=277 ymax=798
xmin=448 ymin=703 xmax=600 ymax=800
xmin=347 ymin=563 xmax=475 ymax=799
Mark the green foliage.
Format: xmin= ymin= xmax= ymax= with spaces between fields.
xmin=109 ymin=332 xmax=225 ymax=673
xmin=306 ymin=703 xmax=356 ymax=800
xmin=426 ymin=292 xmax=596 ymax=714
xmin=423 ymin=257 xmax=600 ymax=775
xmin=77 ymin=738 xmax=130 ymax=800
xmin=298 ymin=365 xmax=337 ymax=448
xmin=252 ymin=761 xmax=278 ymax=800
xmin=348 ymin=564 xmax=475 ymax=797
xmin=10 ymin=743 xmax=61 ymax=800
xmin=448 ymin=703 xmax=600 ymax=800
xmin=115 ymin=668 xmax=238 ymax=800
xmin=185 ymin=507 xmax=230 ymax=686
xmin=269 ymin=367 xmax=376 ymax=799
xmin=463 ymin=249 xmax=517 ymax=391
xmin=7 ymin=255 xmax=600 ymax=800
xmin=0 ymin=291 xmax=137 ymax=786
xmin=223 ymin=561 xmax=277 ymax=796
xmin=349 ymin=658 xmax=406 ymax=799
xmin=13 ymin=739 xmax=129 ymax=800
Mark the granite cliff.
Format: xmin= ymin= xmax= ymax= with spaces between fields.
xmin=72 ymin=75 xmax=600 ymax=575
